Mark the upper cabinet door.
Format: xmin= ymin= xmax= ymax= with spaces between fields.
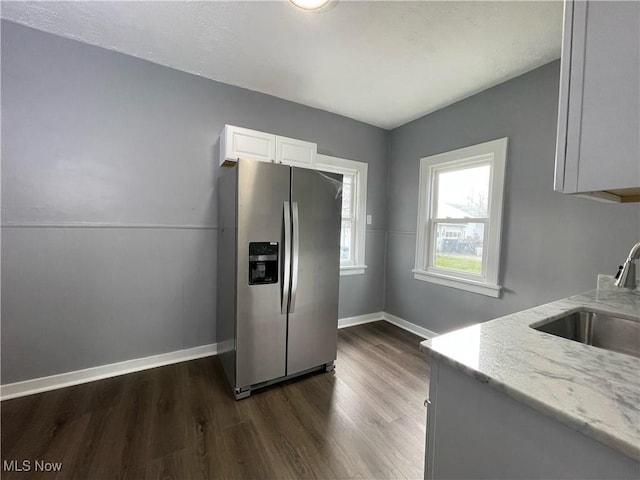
xmin=219 ymin=125 xmax=318 ymax=169
xmin=275 ymin=136 xmax=317 ymax=169
xmin=220 ymin=125 xmax=276 ymax=167
xmin=555 ymin=0 xmax=640 ymax=202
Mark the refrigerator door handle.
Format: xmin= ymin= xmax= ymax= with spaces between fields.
xmin=290 ymin=202 xmax=300 ymax=313
xmin=282 ymin=201 xmax=291 ymax=314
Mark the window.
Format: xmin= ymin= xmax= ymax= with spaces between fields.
xmin=316 ymin=154 xmax=368 ymax=276
xmin=341 ymin=173 xmax=356 ymax=263
xmin=414 ymin=138 xmax=507 ymax=297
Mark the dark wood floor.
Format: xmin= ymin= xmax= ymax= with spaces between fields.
xmin=1 ymin=321 xmax=429 ymax=479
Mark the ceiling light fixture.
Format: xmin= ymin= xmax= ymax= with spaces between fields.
xmin=290 ymin=0 xmax=331 ymax=11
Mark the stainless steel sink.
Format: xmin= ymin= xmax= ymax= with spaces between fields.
xmin=531 ymin=310 xmax=640 ymax=359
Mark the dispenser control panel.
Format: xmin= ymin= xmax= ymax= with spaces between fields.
xmin=248 ymin=242 xmax=278 ymax=285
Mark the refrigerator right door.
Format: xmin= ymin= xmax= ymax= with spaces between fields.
xmin=288 ymin=167 xmax=343 ymax=376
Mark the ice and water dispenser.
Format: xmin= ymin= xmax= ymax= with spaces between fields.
xmin=248 ymin=242 xmax=278 ymax=285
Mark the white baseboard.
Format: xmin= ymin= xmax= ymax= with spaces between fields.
xmin=0 ymin=343 xmax=218 ymax=401
xmin=338 ymin=312 xmax=384 ymax=329
xmin=382 ymin=312 xmax=439 ymax=339
xmin=2 ymin=313 xmax=438 ymax=401
xmin=338 ymin=311 xmax=439 ymax=340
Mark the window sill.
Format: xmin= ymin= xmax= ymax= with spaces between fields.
xmin=412 ymin=269 xmax=501 ymax=298
xmin=340 ymin=265 xmax=367 ymax=276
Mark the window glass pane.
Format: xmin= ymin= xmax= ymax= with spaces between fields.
xmin=436 ymin=164 xmax=490 ymax=218
xmin=342 ymin=174 xmax=353 ymax=219
xmin=433 ymin=222 xmax=485 ymax=275
xmin=340 ymin=220 xmax=352 ymax=261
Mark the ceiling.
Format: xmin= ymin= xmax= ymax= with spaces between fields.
xmin=1 ymin=1 xmax=563 ymax=130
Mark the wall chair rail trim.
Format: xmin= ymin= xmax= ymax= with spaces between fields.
xmin=1 ymin=222 xmax=219 ymax=230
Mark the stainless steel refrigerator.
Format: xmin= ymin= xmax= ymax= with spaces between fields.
xmin=217 ymin=158 xmax=343 ymax=399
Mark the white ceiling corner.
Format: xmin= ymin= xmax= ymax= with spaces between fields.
xmin=0 ymin=1 xmax=563 ymax=130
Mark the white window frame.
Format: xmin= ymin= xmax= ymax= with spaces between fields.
xmin=316 ymin=154 xmax=368 ymax=276
xmin=413 ymin=138 xmax=508 ymax=298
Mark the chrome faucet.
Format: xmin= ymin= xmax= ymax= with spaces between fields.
xmin=615 ymin=242 xmax=640 ymax=289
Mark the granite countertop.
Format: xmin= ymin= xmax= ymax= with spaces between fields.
xmin=420 ymin=288 xmax=640 ymax=460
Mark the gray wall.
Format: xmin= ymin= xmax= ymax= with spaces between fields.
xmin=386 ymin=61 xmax=640 ymax=334
xmin=1 ymin=21 xmax=388 ymax=384
xmin=4 ymin=22 xmax=639 ymax=385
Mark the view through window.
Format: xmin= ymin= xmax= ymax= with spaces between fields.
xmin=340 ymin=173 xmax=356 ymax=264
xmin=432 ymin=163 xmax=490 ymax=275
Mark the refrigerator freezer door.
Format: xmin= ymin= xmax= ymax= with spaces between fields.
xmin=236 ymin=160 xmax=291 ymax=388
xmin=287 ymin=168 xmax=343 ymax=376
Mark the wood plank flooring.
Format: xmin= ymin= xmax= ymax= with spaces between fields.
xmin=1 ymin=321 xmax=430 ymax=479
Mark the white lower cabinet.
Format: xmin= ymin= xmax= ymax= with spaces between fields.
xmin=424 ymin=359 xmax=638 ymax=479
xmin=219 ymin=125 xmax=316 ymax=169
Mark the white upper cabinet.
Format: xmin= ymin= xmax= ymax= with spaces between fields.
xmin=275 ymin=135 xmax=317 ymax=168
xmin=219 ymin=125 xmax=275 ymax=167
xmin=219 ymin=125 xmax=317 ymax=169
xmin=555 ymin=0 xmax=640 ymax=202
